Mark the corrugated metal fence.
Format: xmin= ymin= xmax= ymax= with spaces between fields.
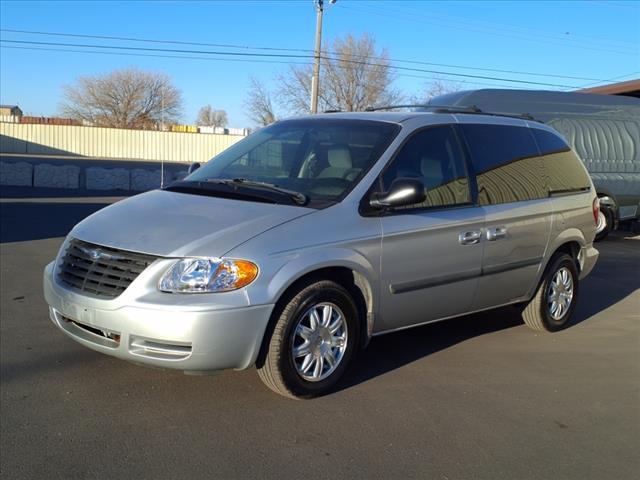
xmin=0 ymin=122 xmax=244 ymax=163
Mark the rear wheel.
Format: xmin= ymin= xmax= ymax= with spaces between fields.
xmin=595 ymin=206 xmax=613 ymax=241
xmin=257 ymin=280 xmax=359 ymax=399
xmin=522 ymin=253 xmax=579 ymax=332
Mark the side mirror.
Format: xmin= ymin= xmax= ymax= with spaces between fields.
xmin=369 ymin=178 xmax=426 ymax=209
xmin=187 ymin=162 xmax=201 ymax=174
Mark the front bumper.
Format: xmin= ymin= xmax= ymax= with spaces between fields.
xmin=43 ymin=262 xmax=274 ymax=372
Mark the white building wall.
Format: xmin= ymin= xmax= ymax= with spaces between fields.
xmin=0 ymin=122 xmax=244 ymax=163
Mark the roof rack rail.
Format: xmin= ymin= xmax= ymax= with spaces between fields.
xmin=364 ymin=104 xmax=480 ymax=113
xmin=475 ymin=110 xmax=537 ymax=121
xmin=363 ymin=104 xmax=538 ymax=122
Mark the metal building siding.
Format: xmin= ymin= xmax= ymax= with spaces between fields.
xmin=0 ymin=122 xmax=244 ymax=162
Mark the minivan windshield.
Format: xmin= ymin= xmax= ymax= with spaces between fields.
xmin=178 ymin=119 xmax=400 ymax=207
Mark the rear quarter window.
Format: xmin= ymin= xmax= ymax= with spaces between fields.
xmin=531 ymin=128 xmax=591 ymax=193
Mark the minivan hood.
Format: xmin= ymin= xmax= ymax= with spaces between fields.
xmin=70 ymin=189 xmax=315 ymax=257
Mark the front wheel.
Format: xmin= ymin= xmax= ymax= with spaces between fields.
xmin=522 ymin=254 xmax=579 ymax=332
xmin=257 ymin=280 xmax=359 ymax=399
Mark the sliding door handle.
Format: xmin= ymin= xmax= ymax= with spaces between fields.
xmin=459 ymin=230 xmax=482 ymax=245
xmin=487 ymin=226 xmax=507 ymax=241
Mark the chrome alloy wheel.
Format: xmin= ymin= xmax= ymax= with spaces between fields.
xmin=291 ymin=302 xmax=348 ymax=382
xmin=547 ymin=267 xmax=574 ymax=321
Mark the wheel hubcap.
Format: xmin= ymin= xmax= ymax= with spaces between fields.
xmin=291 ymin=302 xmax=347 ymax=382
xmin=547 ymin=267 xmax=574 ymax=321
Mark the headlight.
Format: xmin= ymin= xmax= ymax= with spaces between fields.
xmin=158 ymin=258 xmax=258 ymax=293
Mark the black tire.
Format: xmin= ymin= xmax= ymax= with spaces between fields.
xmin=522 ymin=253 xmax=579 ymax=332
xmin=595 ymin=206 xmax=613 ymax=242
xmin=256 ymin=280 xmax=359 ymax=399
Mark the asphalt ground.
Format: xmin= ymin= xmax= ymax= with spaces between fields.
xmin=1 ymin=196 xmax=639 ymax=479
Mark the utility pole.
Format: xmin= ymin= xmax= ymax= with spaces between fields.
xmin=310 ymin=0 xmax=325 ymax=114
xmin=160 ymin=92 xmax=165 ymax=188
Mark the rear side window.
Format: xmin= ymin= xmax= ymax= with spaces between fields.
xmin=461 ymin=124 xmax=547 ymax=205
xmin=532 ymin=128 xmax=591 ymax=194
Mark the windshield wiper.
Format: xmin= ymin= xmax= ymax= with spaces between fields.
xmin=205 ymin=178 xmax=308 ymax=205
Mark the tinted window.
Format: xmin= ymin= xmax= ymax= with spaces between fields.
xmin=532 ymin=128 xmax=591 ymax=193
xmin=187 ymin=119 xmax=399 ymax=204
xmin=382 ymin=126 xmax=470 ymax=209
xmin=461 ymin=124 xmax=547 ymax=205
xmin=532 ymin=128 xmax=568 ymax=154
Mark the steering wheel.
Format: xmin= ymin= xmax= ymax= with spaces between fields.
xmin=307 ymin=177 xmax=350 ymax=196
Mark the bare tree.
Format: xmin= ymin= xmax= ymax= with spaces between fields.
xmin=277 ymin=33 xmax=402 ymax=114
xmin=196 ymin=104 xmax=228 ymax=127
xmin=60 ymin=68 xmax=183 ymax=129
xmin=276 ymin=67 xmax=313 ymax=115
xmin=244 ymin=76 xmax=277 ymax=127
xmin=415 ymin=77 xmax=463 ymax=103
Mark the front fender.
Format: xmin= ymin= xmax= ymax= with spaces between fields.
xmin=267 ymin=247 xmax=377 ymax=300
xmin=244 ymin=246 xmax=379 ymax=340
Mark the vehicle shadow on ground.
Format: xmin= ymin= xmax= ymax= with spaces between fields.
xmin=339 ymin=237 xmax=640 ymax=391
xmin=0 ymin=202 xmax=112 ymax=243
xmin=340 ymin=307 xmax=523 ymax=391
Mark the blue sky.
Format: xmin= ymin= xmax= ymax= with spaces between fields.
xmin=1 ymin=0 xmax=638 ymax=127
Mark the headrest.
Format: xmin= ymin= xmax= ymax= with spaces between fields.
xmin=327 ymin=145 xmax=352 ymax=169
xmin=421 ymin=156 xmax=443 ymax=183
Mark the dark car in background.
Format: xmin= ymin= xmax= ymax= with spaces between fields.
xmin=428 ymin=89 xmax=640 ymax=240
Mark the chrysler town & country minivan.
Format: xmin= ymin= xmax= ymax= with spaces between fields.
xmin=43 ymin=109 xmax=599 ymax=398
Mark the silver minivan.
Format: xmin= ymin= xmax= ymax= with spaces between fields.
xmin=43 ymin=110 xmax=600 ymax=398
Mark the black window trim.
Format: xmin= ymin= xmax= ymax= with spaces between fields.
xmin=452 ymin=123 xmax=480 ymax=207
xmin=359 ymin=123 xmax=477 ymax=217
xmin=548 ymin=186 xmax=591 ymax=197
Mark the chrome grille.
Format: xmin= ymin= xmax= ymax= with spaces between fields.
xmin=58 ymin=238 xmax=158 ymax=298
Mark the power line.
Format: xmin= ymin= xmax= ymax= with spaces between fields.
xmin=1 ymin=45 xmax=529 ymax=90
xmin=338 ymin=4 xmax=638 ymax=57
xmin=589 ymin=0 xmax=640 ymax=12
xmin=0 ymin=28 xmax=607 ymax=82
xmin=0 ymin=28 xmax=314 ymax=54
xmin=0 ymin=39 xmax=312 ymax=59
xmin=0 ymin=38 xmax=582 ymax=88
xmin=578 ymin=71 xmax=640 ymax=89
xmin=376 ymin=3 xmax=638 ymax=50
xmin=0 ymin=45 xmax=313 ymax=67
xmin=341 ymin=3 xmax=639 ymax=53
